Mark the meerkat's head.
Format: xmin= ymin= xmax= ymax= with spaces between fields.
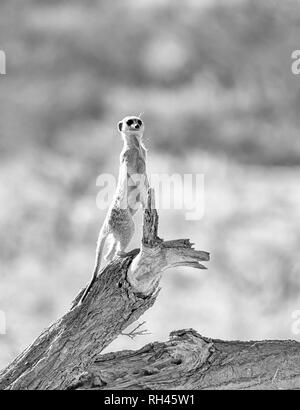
xmin=118 ymin=116 xmax=145 ymax=139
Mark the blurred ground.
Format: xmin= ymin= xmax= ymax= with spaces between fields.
xmin=1 ymin=0 xmax=300 ymax=369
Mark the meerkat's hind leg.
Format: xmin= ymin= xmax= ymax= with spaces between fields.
xmin=116 ymin=225 xmax=135 ymax=258
xmin=104 ymin=236 xmax=118 ymax=262
xmin=75 ymin=229 xmax=108 ymax=306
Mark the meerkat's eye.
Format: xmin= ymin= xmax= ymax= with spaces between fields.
xmin=137 ymin=119 xmax=142 ymax=126
xmin=126 ymin=119 xmax=134 ymax=126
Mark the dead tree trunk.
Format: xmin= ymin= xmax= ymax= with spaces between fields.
xmin=76 ymin=329 xmax=300 ymax=390
xmin=0 ymin=189 xmax=298 ymax=390
xmin=0 ymin=189 xmax=209 ymax=390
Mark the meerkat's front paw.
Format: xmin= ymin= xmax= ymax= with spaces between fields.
xmin=117 ymin=251 xmax=130 ymax=258
xmin=117 ymin=250 xmax=139 ymax=258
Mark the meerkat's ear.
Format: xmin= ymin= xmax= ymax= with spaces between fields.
xmin=118 ymin=121 xmax=123 ymax=132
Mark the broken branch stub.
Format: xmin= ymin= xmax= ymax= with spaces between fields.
xmin=143 ymin=188 xmax=163 ymax=247
xmin=127 ymin=188 xmax=210 ymax=295
xmin=0 ymin=189 xmax=209 ymax=390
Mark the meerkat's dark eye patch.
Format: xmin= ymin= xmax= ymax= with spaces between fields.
xmin=126 ymin=119 xmax=134 ymax=126
xmin=137 ymin=119 xmax=142 ymax=126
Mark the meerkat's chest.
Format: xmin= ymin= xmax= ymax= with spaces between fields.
xmin=121 ymin=146 xmax=147 ymax=174
xmin=135 ymin=152 xmax=146 ymax=174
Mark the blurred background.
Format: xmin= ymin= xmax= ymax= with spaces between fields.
xmin=1 ymin=0 xmax=300 ymax=369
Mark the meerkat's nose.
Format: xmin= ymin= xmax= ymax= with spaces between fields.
xmin=134 ymin=123 xmax=140 ymax=129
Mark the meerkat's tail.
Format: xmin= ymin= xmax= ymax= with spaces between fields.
xmin=72 ymin=230 xmax=109 ymax=307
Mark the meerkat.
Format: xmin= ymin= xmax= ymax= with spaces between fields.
xmin=78 ymin=115 xmax=149 ymax=304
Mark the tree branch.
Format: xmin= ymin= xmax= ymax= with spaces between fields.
xmin=0 ymin=188 xmax=209 ymax=390
xmin=68 ymin=329 xmax=300 ymax=390
xmin=127 ymin=188 xmax=209 ymax=295
xmin=2 ymin=187 xmax=297 ymax=390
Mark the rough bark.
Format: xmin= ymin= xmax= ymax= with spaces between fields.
xmin=0 ymin=188 xmax=209 ymax=390
xmin=75 ymin=329 xmax=300 ymax=390
xmin=1 ymin=188 xmax=297 ymax=390
xmin=0 ymin=251 xmax=158 ymax=390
